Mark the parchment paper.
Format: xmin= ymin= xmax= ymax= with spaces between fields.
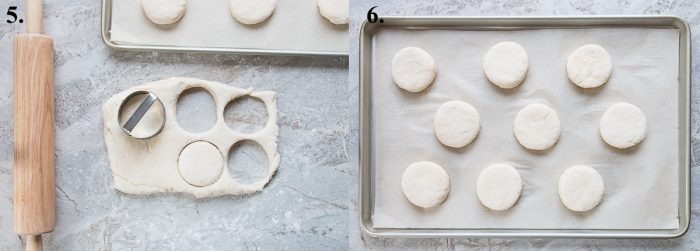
xmin=372 ymin=28 xmax=680 ymax=229
xmin=110 ymin=0 xmax=348 ymax=53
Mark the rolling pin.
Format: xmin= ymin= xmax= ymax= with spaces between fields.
xmin=13 ymin=0 xmax=55 ymax=250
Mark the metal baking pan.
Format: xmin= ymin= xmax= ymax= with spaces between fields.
xmin=358 ymin=16 xmax=691 ymax=238
xmin=100 ymin=0 xmax=347 ymax=56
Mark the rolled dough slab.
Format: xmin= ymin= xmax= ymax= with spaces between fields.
xmin=102 ymin=77 xmax=280 ymax=198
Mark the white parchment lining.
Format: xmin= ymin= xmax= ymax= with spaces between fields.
xmin=372 ymin=28 xmax=680 ymax=229
xmin=110 ymin=0 xmax=348 ymax=53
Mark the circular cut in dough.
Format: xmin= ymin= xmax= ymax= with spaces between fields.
xmin=599 ymin=102 xmax=647 ymax=149
xmin=141 ymin=0 xmax=187 ymax=25
xmin=566 ymin=44 xmax=613 ymax=88
xmin=558 ymin=165 xmax=605 ymax=212
xmin=434 ymin=100 xmax=481 ymax=148
xmin=401 ymin=161 xmax=450 ymax=208
xmin=391 ymin=47 xmax=437 ymax=92
xmin=483 ymin=42 xmax=529 ymax=89
xmin=513 ymin=104 xmax=561 ymax=150
xmin=476 ymin=163 xmax=523 ymax=211
xmin=316 ymin=0 xmax=348 ymax=25
xmin=178 ymin=141 xmax=224 ymax=187
xmin=230 ymin=0 xmax=277 ymax=25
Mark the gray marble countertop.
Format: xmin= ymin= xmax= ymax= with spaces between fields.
xmin=348 ymin=0 xmax=699 ymax=250
xmin=0 ymin=0 xmax=349 ymax=250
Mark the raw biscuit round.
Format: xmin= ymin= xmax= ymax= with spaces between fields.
xmin=514 ymin=104 xmax=561 ymax=150
xmin=230 ymin=0 xmax=277 ymax=25
xmin=599 ymin=102 xmax=647 ymax=149
xmin=178 ymin=141 xmax=224 ymax=187
xmin=476 ymin=163 xmax=523 ymax=211
xmin=316 ymin=0 xmax=349 ymax=25
xmin=483 ymin=42 xmax=529 ymax=89
xmin=566 ymin=44 xmax=613 ymax=88
xmin=391 ymin=47 xmax=437 ymax=92
xmin=141 ymin=0 xmax=187 ymax=25
xmin=401 ymin=161 xmax=450 ymax=208
xmin=558 ymin=165 xmax=605 ymax=212
xmin=434 ymin=100 xmax=481 ymax=148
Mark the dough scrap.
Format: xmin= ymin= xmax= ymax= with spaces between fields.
xmin=401 ymin=161 xmax=450 ymax=208
xmin=178 ymin=141 xmax=224 ymax=187
xmin=391 ymin=47 xmax=437 ymax=92
xmin=476 ymin=163 xmax=522 ymax=211
xmin=434 ymin=100 xmax=480 ymax=148
xmin=566 ymin=44 xmax=612 ymax=88
xmin=600 ymin=102 xmax=647 ymax=149
xmin=141 ymin=0 xmax=187 ymax=25
xmin=558 ymin=165 xmax=605 ymax=212
xmin=230 ymin=0 xmax=277 ymax=25
xmin=316 ymin=0 xmax=348 ymax=25
xmin=514 ymin=104 xmax=561 ymax=150
xmin=102 ymin=77 xmax=280 ymax=198
xmin=483 ymin=42 xmax=529 ymax=89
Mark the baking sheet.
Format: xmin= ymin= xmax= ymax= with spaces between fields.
xmin=371 ymin=28 xmax=680 ymax=229
xmin=108 ymin=0 xmax=347 ymax=54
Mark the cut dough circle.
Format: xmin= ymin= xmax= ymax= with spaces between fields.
xmin=141 ymin=0 xmax=187 ymax=25
xmin=476 ymin=163 xmax=523 ymax=211
xmin=401 ymin=161 xmax=450 ymax=208
xmin=177 ymin=141 xmax=224 ymax=187
xmin=434 ymin=100 xmax=481 ymax=148
xmin=391 ymin=47 xmax=437 ymax=92
xmin=230 ymin=0 xmax=277 ymax=25
xmin=600 ymin=102 xmax=647 ymax=149
xmin=483 ymin=42 xmax=529 ymax=89
xmin=566 ymin=44 xmax=613 ymax=88
xmin=178 ymin=141 xmax=224 ymax=187
xmin=558 ymin=165 xmax=605 ymax=212
xmin=514 ymin=104 xmax=561 ymax=150
xmin=316 ymin=0 xmax=348 ymax=25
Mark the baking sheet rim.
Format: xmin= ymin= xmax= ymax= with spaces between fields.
xmin=100 ymin=0 xmax=349 ymax=56
xmin=358 ymin=15 xmax=691 ymax=239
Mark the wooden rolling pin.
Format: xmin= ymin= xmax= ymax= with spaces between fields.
xmin=13 ymin=0 xmax=55 ymax=250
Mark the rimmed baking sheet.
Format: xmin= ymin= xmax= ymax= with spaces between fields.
xmin=358 ymin=16 xmax=690 ymax=238
xmin=101 ymin=0 xmax=348 ymax=56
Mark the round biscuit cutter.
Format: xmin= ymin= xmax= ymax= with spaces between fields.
xmin=117 ymin=91 xmax=166 ymax=139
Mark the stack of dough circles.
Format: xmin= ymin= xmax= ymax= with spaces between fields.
xmin=513 ymin=104 xmax=561 ymax=150
xmin=566 ymin=44 xmax=613 ymax=88
xmin=483 ymin=42 xmax=529 ymax=89
xmin=558 ymin=165 xmax=605 ymax=212
xmin=141 ymin=0 xmax=187 ymax=25
xmin=434 ymin=100 xmax=481 ymax=148
xmin=229 ymin=0 xmax=277 ymax=25
xmin=401 ymin=161 xmax=450 ymax=208
xmin=476 ymin=163 xmax=522 ymax=211
xmin=599 ymin=102 xmax=647 ymax=149
xmin=391 ymin=47 xmax=437 ymax=92
xmin=316 ymin=0 xmax=349 ymax=25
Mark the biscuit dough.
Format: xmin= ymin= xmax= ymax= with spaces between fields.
xmin=600 ymin=102 xmax=647 ymax=149
xmin=483 ymin=42 xmax=529 ymax=89
xmin=558 ymin=165 xmax=605 ymax=212
xmin=566 ymin=44 xmax=613 ymax=88
xmin=476 ymin=163 xmax=522 ymax=211
xmin=103 ymin=77 xmax=280 ymax=198
xmin=391 ymin=47 xmax=437 ymax=92
xmin=141 ymin=0 xmax=187 ymax=25
xmin=230 ymin=0 xmax=277 ymax=25
xmin=514 ymin=104 xmax=561 ymax=150
xmin=316 ymin=0 xmax=348 ymax=25
xmin=401 ymin=161 xmax=450 ymax=208
xmin=434 ymin=100 xmax=480 ymax=148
